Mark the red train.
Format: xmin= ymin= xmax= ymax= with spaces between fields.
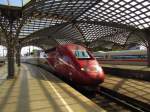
xmin=45 ymin=44 xmax=105 ymax=88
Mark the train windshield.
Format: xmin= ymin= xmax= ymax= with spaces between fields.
xmin=73 ymin=50 xmax=91 ymax=59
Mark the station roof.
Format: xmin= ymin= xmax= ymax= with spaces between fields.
xmin=0 ymin=0 xmax=150 ymax=50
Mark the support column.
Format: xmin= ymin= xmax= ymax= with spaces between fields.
xmin=7 ymin=19 xmax=15 ymax=79
xmin=147 ymin=43 xmax=150 ymax=67
xmin=144 ymin=29 xmax=150 ymax=67
xmin=16 ymin=46 xmax=21 ymax=67
xmin=7 ymin=43 xmax=15 ymax=79
xmin=0 ymin=7 xmax=23 ymax=79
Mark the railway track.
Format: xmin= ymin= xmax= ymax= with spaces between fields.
xmin=78 ymin=90 xmax=132 ymax=112
xmin=83 ymin=92 xmax=133 ymax=112
xmin=95 ymin=87 xmax=149 ymax=112
xmin=69 ymin=84 xmax=140 ymax=112
xmin=74 ymin=85 xmax=149 ymax=112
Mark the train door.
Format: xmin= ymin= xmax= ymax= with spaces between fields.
xmin=62 ymin=54 xmax=76 ymax=81
xmin=54 ymin=49 xmax=67 ymax=77
xmin=62 ymin=55 xmax=70 ymax=77
xmin=53 ymin=50 xmax=62 ymax=74
xmin=68 ymin=57 xmax=76 ymax=81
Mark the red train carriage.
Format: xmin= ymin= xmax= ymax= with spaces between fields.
xmin=45 ymin=44 xmax=104 ymax=88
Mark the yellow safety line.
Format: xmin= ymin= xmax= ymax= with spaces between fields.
xmin=40 ymin=72 xmax=74 ymax=112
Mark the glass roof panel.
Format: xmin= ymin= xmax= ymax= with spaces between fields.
xmin=0 ymin=0 xmax=31 ymax=7
xmin=78 ymin=0 xmax=150 ymax=29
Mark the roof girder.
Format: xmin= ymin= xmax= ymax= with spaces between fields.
xmin=0 ymin=0 xmax=150 ymax=50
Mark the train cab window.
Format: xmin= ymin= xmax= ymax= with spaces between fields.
xmin=73 ymin=50 xmax=91 ymax=59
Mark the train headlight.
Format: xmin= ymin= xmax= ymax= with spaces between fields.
xmin=95 ymin=65 xmax=103 ymax=72
xmin=81 ymin=66 xmax=103 ymax=72
xmin=81 ymin=67 xmax=86 ymax=71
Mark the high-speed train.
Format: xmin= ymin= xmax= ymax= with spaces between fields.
xmin=93 ymin=50 xmax=147 ymax=65
xmin=23 ymin=44 xmax=105 ymax=90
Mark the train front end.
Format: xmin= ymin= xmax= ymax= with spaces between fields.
xmin=78 ymin=60 xmax=105 ymax=85
xmin=71 ymin=46 xmax=105 ymax=86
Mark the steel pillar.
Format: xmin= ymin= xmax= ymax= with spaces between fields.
xmin=6 ymin=19 xmax=15 ymax=79
xmin=147 ymin=44 xmax=150 ymax=67
xmin=16 ymin=46 xmax=21 ymax=67
xmin=144 ymin=29 xmax=150 ymax=67
xmin=7 ymin=42 xmax=15 ymax=79
xmin=0 ymin=6 xmax=23 ymax=79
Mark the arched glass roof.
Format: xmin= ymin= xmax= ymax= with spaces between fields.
xmin=0 ymin=0 xmax=150 ymax=50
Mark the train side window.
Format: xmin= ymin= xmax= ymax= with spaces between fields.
xmin=62 ymin=55 xmax=72 ymax=64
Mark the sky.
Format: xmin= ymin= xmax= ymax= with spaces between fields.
xmin=0 ymin=0 xmax=31 ymax=7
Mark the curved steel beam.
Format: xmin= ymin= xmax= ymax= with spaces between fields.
xmin=74 ymin=20 xmax=137 ymax=31
xmin=20 ymin=22 xmax=70 ymax=43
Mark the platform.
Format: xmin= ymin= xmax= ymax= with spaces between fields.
xmin=101 ymin=64 xmax=150 ymax=71
xmin=0 ymin=64 xmax=7 ymax=84
xmin=0 ymin=64 xmax=105 ymax=112
xmin=100 ymin=64 xmax=150 ymax=81
xmin=101 ymin=74 xmax=150 ymax=105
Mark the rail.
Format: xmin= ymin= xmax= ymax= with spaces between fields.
xmin=97 ymin=87 xmax=150 ymax=112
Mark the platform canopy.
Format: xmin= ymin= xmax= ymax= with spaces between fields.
xmin=0 ymin=0 xmax=150 ymax=50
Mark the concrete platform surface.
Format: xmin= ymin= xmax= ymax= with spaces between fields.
xmin=101 ymin=74 xmax=150 ymax=104
xmin=101 ymin=64 xmax=150 ymax=71
xmin=0 ymin=64 xmax=105 ymax=112
xmin=0 ymin=64 xmax=7 ymax=85
xmin=0 ymin=64 xmax=7 ymax=79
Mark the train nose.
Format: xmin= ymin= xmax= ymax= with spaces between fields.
xmin=81 ymin=66 xmax=105 ymax=82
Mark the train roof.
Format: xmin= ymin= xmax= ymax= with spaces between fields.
xmin=45 ymin=44 xmax=87 ymax=53
xmin=107 ymin=49 xmax=147 ymax=53
xmin=95 ymin=50 xmax=146 ymax=53
xmin=61 ymin=43 xmax=83 ymax=47
xmin=60 ymin=44 xmax=86 ymax=50
xmin=94 ymin=50 xmax=147 ymax=55
xmin=94 ymin=51 xmax=106 ymax=53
